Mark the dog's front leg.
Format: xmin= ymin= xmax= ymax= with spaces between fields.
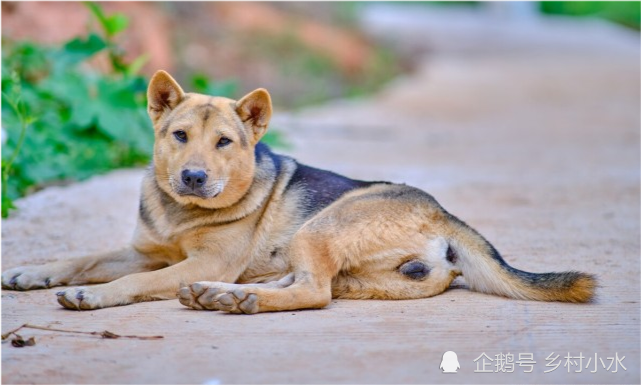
xmin=55 ymin=249 xmax=248 ymax=310
xmin=1 ymin=247 xmax=165 ymax=291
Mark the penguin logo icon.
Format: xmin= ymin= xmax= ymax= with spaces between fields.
xmin=440 ymin=351 xmax=460 ymax=373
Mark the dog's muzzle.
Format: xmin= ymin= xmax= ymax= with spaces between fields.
xmin=175 ymin=169 xmax=220 ymax=198
xmin=181 ymin=169 xmax=208 ymax=190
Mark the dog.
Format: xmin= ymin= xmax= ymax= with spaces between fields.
xmin=1 ymin=70 xmax=596 ymax=313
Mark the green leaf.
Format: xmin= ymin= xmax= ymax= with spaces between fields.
xmin=125 ymin=54 xmax=149 ymax=76
xmin=84 ymin=2 xmax=109 ymax=32
xmin=64 ymin=33 xmax=107 ymax=55
xmin=105 ymin=14 xmax=129 ymax=37
xmin=191 ymin=73 xmax=209 ymax=94
xmin=59 ymin=34 xmax=107 ymax=66
xmin=98 ymin=78 xmax=139 ymax=109
xmin=1 ymin=193 xmax=16 ymax=218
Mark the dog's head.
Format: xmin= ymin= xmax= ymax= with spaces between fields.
xmin=147 ymin=70 xmax=272 ymax=209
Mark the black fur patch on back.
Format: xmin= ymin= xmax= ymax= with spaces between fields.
xmin=255 ymin=142 xmax=281 ymax=176
xmin=286 ymin=162 xmax=386 ymax=215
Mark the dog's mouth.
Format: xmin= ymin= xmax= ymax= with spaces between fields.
xmin=170 ymin=177 xmax=225 ymax=200
xmin=176 ymin=189 xmax=220 ymax=199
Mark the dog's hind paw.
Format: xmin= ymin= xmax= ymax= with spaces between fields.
xmin=178 ymin=282 xmax=259 ymax=314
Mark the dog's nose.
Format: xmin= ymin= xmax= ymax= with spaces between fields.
xmin=181 ymin=169 xmax=208 ymax=189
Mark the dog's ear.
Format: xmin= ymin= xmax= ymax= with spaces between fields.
xmin=235 ymin=88 xmax=272 ymax=144
xmin=147 ymin=70 xmax=185 ymax=124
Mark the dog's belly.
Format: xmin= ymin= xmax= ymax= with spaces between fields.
xmin=236 ymin=249 xmax=291 ymax=284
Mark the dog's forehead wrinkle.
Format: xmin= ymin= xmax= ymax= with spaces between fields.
xmin=197 ymin=104 xmax=218 ymax=122
xmin=169 ymin=110 xmax=216 ymax=128
xmin=168 ymin=100 xmax=238 ymax=132
xmin=213 ymin=115 xmax=237 ymax=131
xmin=165 ymin=108 xmax=196 ymax=128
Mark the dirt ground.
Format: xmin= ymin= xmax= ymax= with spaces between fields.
xmin=2 ymin=6 xmax=640 ymax=384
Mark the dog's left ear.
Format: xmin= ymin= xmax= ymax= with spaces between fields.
xmin=235 ymin=88 xmax=272 ymax=144
xmin=147 ymin=70 xmax=185 ymax=125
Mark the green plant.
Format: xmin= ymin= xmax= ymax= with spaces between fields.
xmin=0 ymin=3 xmax=153 ymax=218
xmin=1 ymin=75 xmax=38 ymax=217
xmin=1 ymin=29 xmax=153 ymax=218
xmin=84 ymin=1 xmax=150 ymax=76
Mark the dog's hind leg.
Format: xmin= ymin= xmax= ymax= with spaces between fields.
xmin=330 ymin=236 xmax=460 ymax=300
xmin=1 ymin=247 xmax=167 ymax=291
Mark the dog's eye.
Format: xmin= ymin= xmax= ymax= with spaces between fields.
xmin=217 ymin=137 xmax=232 ymax=148
xmin=173 ymin=130 xmax=187 ymax=143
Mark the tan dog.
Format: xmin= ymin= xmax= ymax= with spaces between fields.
xmin=1 ymin=71 xmax=596 ymax=313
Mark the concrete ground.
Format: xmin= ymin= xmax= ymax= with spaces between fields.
xmin=2 ymin=6 xmax=639 ymax=384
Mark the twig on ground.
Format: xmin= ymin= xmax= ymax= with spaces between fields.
xmin=1 ymin=323 xmax=164 ymax=341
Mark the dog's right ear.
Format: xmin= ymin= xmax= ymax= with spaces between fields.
xmin=147 ymin=70 xmax=185 ymax=124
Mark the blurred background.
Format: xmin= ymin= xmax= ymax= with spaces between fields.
xmin=1 ymin=1 xmax=639 ymax=217
xmin=2 ymin=4 xmax=640 ymax=384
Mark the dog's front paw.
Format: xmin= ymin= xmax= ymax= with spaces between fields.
xmin=56 ymin=287 xmax=104 ymax=310
xmin=2 ymin=266 xmax=59 ymax=291
xmin=178 ymin=282 xmax=259 ymax=314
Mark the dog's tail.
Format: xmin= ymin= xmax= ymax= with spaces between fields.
xmin=443 ymin=214 xmax=596 ymax=303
